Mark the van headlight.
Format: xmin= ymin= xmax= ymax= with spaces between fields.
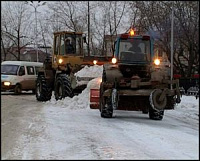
xmin=4 ymin=81 xmax=11 ymax=86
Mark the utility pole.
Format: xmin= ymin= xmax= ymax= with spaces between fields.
xmin=170 ymin=1 xmax=174 ymax=89
xmin=26 ymin=1 xmax=46 ymax=62
xmin=35 ymin=7 xmax=38 ymax=62
xmin=88 ymin=1 xmax=90 ymax=56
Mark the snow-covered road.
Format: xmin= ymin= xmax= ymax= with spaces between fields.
xmin=1 ymin=93 xmax=199 ymax=160
xmin=1 ymin=65 xmax=199 ymax=159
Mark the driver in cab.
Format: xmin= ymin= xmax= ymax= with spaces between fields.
xmin=65 ymin=38 xmax=75 ymax=54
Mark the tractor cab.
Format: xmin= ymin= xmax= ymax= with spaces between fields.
xmin=113 ymin=30 xmax=153 ymax=64
xmin=110 ymin=29 xmax=155 ymax=78
xmin=52 ymin=31 xmax=86 ymax=72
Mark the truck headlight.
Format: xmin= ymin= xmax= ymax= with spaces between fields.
xmin=154 ymin=59 xmax=160 ymax=65
xmin=93 ymin=60 xmax=97 ymax=65
xmin=58 ymin=58 xmax=63 ymax=64
xmin=111 ymin=58 xmax=117 ymax=64
xmin=4 ymin=81 xmax=11 ymax=86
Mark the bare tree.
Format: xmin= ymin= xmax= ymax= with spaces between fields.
xmin=133 ymin=1 xmax=199 ymax=77
xmin=1 ymin=1 xmax=33 ymax=61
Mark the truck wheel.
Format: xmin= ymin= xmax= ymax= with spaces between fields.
xmin=99 ymin=84 xmax=113 ymax=118
xmin=149 ymin=108 xmax=164 ymax=120
xmin=100 ymin=96 xmax=113 ymax=118
xmin=14 ymin=84 xmax=22 ymax=94
xmin=54 ymin=74 xmax=74 ymax=100
xmin=36 ymin=75 xmax=52 ymax=101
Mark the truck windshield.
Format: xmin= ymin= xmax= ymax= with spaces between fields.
xmin=118 ymin=39 xmax=150 ymax=62
xmin=1 ymin=65 xmax=19 ymax=75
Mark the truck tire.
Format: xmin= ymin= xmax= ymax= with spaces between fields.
xmin=54 ymin=74 xmax=74 ymax=100
xmin=100 ymin=97 xmax=113 ymax=118
xmin=36 ymin=75 xmax=52 ymax=101
xmin=149 ymin=107 xmax=164 ymax=120
xmin=99 ymin=83 xmax=113 ymax=118
xmin=14 ymin=84 xmax=22 ymax=94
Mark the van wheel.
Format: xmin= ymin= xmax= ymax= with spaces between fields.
xmin=14 ymin=84 xmax=22 ymax=94
xmin=36 ymin=75 xmax=52 ymax=101
xmin=54 ymin=74 xmax=74 ymax=100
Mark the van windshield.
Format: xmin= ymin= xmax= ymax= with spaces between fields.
xmin=1 ymin=65 xmax=19 ymax=75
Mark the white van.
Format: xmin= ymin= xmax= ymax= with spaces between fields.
xmin=1 ymin=61 xmax=43 ymax=94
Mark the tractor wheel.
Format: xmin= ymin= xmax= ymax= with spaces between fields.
xmin=36 ymin=75 xmax=52 ymax=101
xmin=148 ymin=89 xmax=166 ymax=120
xmin=100 ymin=97 xmax=113 ymax=118
xmin=99 ymin=83 xmax=113 ymax=118
xmin=14 ymin=84 xmax=22 ymax=94
xmin=149 ymin=108 xmax=164 ymax=120
xmin=166 ymin=96 xmax=176 ymax=109
xmin=54 ymin=74 xmax=74 ymax=100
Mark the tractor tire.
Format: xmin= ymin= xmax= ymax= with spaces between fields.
xmin=36 ymin=75 xmax=52 ymax=101
xmin=100 ymin=97 xmax=113 ymax=118
xmin=99 ymin=83 xmax=113 ymax=118
xmin=14 ymin=84 xmax=22 ymax=95
xmin=54 ymin=74 xmax=74 ymax=100
xmin=149 ymin=106 xmax=164 ymax=120
xmin=166 ymin=96 xmax=176 ymax=109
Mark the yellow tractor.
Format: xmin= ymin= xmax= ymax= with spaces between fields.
xmin=36 ymin=31 xmax=98 ymax=101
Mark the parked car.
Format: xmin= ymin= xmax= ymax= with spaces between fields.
xmin=1 ymin=61 xmax=43 ymax=94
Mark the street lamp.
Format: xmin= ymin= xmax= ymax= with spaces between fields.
xmin=26 ymin=1 xmax=46 ymax=62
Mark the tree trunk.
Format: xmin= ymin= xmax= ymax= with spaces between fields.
xmin=17 ymin=30 xmax=21 ymax=61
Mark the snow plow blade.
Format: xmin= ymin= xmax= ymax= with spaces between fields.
xmin=90 ymin=89 xmax=100 ymax=109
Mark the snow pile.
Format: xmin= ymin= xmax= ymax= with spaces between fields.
xmin=75 ymin=65 xmax=103 ymax=78
xmin=45 ymin=77 xmax=101 ymax=109
xmin=45 ymin=65 xmax=103 ymax=109
xmin=167 ymin=95 xmax=199 ymax=122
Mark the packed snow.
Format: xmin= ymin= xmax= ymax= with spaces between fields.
xmin=74 ymin=65 xmax=103 ymax=86
xmin=75 ymin=65 xmax=103 ymax=78
xmin=45 ymin=77 xmax=102 ymax=109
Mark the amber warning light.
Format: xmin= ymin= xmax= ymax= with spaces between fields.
xmin=130 ymin=29 xmax=134 ymax=36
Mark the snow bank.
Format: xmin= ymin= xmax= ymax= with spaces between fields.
xmin=45 ymin=65 xmax=103 ymax=109
xmin=45 ymin=77 xmax=102 ymax=109
xmin=166 ymin=95 xmax=199 ymax=122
